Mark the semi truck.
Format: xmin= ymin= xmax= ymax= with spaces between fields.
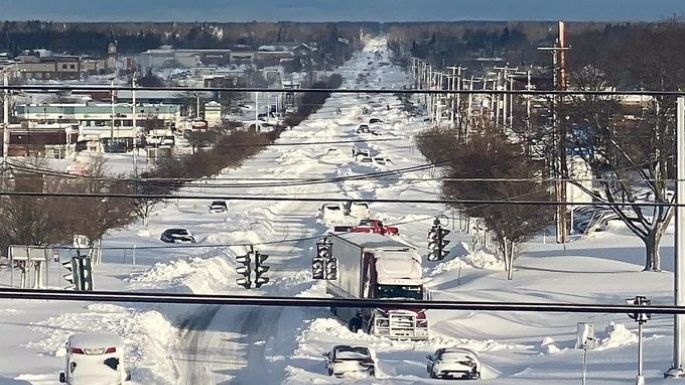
xmin=327 ymin=232 xmax=429 ymax=340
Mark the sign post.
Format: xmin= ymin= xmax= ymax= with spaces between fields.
xmin=576 ymin=322 xmax=595 ymax=385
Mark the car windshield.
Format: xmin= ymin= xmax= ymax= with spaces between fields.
xmin=172 ymin=229 xmax=189 ymax=235
xmin=441 ymin=352 xmax=475 ymax=362
xmin=211 ymin=201 xmax=226 ymax=207
xmin=376 ymin=285 xmax=423 ymax=300
xmin=335 ymin=347 xmax=370 ymax=360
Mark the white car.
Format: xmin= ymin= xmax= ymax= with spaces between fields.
xmin=346 ymin=202 xmax=370 ymax=219
xmin=352 ymin=145 xmax=371 ymax=158
xmin=321 ymin=203 xmax=346 ymax=223
xmin=324 ymin=345 xmax=376 ymax=378
xmin=426 ymin=347 xmax=481 ymax=380
xmin=60 ymin=332 xmax=131 ymax=385
xmin=373 ymin=157 xmax=392 ymax=166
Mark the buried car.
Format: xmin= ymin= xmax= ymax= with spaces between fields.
xmin=427 ymin=347 xmax=481 ymax=380
xmin=324 ymin=345 xmax=376 ymax=377
xmin=208 ymin=200 xmax=228 ymax=213
xmin=59 ymin=332 xmax=131 ymax=385
xmin=160 ymin=228 xmax=197 ymax=244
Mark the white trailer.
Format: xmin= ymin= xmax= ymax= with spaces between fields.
xmin=327 ymin=232 xmax=429 ymax=340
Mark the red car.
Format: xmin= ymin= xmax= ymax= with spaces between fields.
xmin=334 ymin=219 xmax=399 ymax=236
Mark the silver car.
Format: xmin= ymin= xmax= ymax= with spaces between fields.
xmin=324 ymin=345 xmax=376 ymax=378
xmin=427 ymin=347 xmax=481 ymax=380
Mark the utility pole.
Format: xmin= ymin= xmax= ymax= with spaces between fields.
xmin=526 ymin=70 xmax=533 ymax=130
xmin=2 ymin=70 xmax=9 ymax=162
xmin=447 ymin=66 xmax=467 ymax=129
xmin=254 ymin=91 xmax=259 ymax=123
xmin=667 ymin=97 xmax=685 ymax=378
xmin=110 ymin=79 xmax=115 ymax=146
xmin=494 ymin=65 xmax=518 ymax=128
xmin=132 ymin=76 xmax=138 ymax=177
xmin=538 ymin=23 xmax=571 ymax=244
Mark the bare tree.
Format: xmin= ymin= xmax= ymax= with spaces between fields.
xmin=556 ymin=66 xmax=676 ymax=271
xmin=418 ymin=125 xmax=553 ymax=279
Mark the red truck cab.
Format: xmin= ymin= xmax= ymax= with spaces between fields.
xmin=336 ymin=219 xmax=399 ymax=235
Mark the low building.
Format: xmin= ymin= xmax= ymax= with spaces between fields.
xmin=1 ymin=122 xmax=78 ymax=157
xmin=15 ymin=102 xmax=182 ymax=141
xmin=204 ymin=101 xmax=222 ymax=127
xmin=137 ymin=46 xmax=232 ymax=70
xmin=15 ymin=55 xmax=112 ymax=80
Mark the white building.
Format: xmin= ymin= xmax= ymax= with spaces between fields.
xmin=15 ymin=102 xmax=182 ymax=140
xmin=204 ymin=101 xmax=222 ymax=127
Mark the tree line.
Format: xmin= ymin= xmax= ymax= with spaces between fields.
xmin=0 ymin=21 xmax=379 ymax=59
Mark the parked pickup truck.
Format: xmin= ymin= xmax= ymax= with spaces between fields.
xmin=333 ymin=219 xmax=399 ymax=236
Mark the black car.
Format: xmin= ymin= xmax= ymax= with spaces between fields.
xmin=209 ymin=200 xmax=228 ymax=213
xmin=356 ymin=124 xmax=371 ymax=133
xmin=160 ymin=229 xmax=196 ymax=244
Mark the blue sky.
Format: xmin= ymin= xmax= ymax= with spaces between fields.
xmin=0 ymin=0 xmax=683 ymax=22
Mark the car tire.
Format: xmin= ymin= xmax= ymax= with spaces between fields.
xmin=428 ymin=370 xmax=437 ymax=379
xmin=369 ymin=368 xmax=375 ymax=377
xmin=327 ymin=368 xmax=333 ymax=376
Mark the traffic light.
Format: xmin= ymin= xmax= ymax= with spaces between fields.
xmin=427 ymin=219 xmax=451 ymax=261
xmin=254 ymin=251 xmax=270 ymax=288
xmin=427 ymin=226 xmax=439 ymax=261
xmin=236 ymin=252 xmax=252 ymax=289
xmin=325 ymin=258 xmax=337 ymax=280
xmin=79 ymin=256 xmax=94 ymax=291
xmin=312 ymin=257 xmax=325 ymax=279
xmin=437 ymin=228 xmax=451 ymax=261
xmin=313 ymin=241 xmax=333 ymax=280
xmin=62 ymin=258 xmax=80 ymax=290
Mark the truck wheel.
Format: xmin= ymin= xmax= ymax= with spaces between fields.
xmin=348 ymin=318 xmax=362 ymax=333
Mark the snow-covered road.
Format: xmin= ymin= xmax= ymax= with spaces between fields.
xmin=1 ymin=36 xmax=682 ymax=385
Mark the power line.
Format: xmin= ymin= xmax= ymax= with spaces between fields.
xmin=1 ymin=85 xmax=684 ymax=97
xmin=42 ymin=213 xmax=445 ymax=252
xmin=0 ymin=288 xmax=677 ymax=314
xmin=0 ymin=190 xmax=676 ymax=207
xmin=7 ymin=159 xmax=450 ymax=190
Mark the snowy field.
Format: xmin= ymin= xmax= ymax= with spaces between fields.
xmin=0 ymin=37 xmax=681 ymax=384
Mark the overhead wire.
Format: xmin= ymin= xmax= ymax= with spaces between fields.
xmin=0 ymin=288 xmax=677 ymax=314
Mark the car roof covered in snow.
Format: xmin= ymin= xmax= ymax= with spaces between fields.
xmin=68 ymin=332 xmax=124 ymax=349
xmin=333 ymin=345 xmax=371 ymax=358
xmin=439 ymin=347 xmax=479 ymax=357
